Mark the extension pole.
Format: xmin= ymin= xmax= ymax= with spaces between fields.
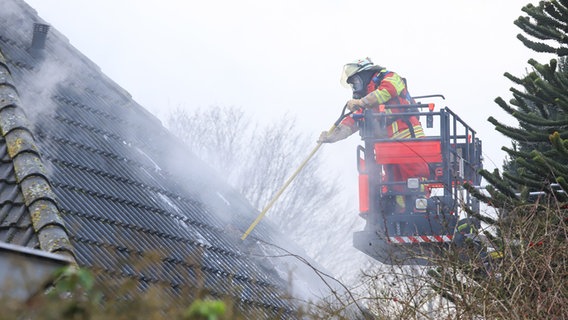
xmin=241 ymin=105 xmax=351 ymax=241
xmin=240 ymin=126 xmax=334 ymax=240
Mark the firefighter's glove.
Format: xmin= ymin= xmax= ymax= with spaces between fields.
xmin=317 ymin=124 xmax=353 ymax=143
xmin=346 ymin=99 xmax=364 ymax=112
xmin=346 ymin=92 xmax=378 ymax=112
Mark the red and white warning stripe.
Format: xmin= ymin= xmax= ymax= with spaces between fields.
xmin=388 ymin=235 xmax=453 ymax=244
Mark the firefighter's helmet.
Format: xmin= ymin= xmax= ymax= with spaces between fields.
xmin=340 ymin=57 xmax=382 ymax=88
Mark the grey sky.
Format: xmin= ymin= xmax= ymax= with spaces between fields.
xmin=24 ymin=0 xmax=549 ymax=204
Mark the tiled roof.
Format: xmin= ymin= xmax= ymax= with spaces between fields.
xmin=0 ymin=0 xmax=317 ymax=316
xmin=0 ymin=139 xmax=37 ymax=246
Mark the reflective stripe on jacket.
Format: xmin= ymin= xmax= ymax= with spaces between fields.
xmin=370 ymin=70 xmax=407 ymax=105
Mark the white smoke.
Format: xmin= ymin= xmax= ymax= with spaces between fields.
xmin=2 ymin=0 xmax=369 ymax=315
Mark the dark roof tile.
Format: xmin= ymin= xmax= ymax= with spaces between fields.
xmin=0 ymin=223 xmax=37 ymax=246
xmin=0 ymin=183 xmax=23 ymax=203
xmin=0 ymin=202 xmax=28 ymax=227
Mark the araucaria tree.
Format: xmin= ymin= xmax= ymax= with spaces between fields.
xmin=484 ymin=0 xmax=568 ymax=204
xmin=430 ymin=1 xmax=568 ymax=318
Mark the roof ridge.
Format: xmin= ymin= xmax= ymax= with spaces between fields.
xmin=0 ymin=49 xmax=76 ymax=263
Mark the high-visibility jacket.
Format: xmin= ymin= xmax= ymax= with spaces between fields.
xmin=341 ymin=69 xmax=423 ymax=139
xmin=348 ymin=70 xmax=429 ymax=212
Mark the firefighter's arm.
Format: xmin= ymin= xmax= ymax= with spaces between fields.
xmin=346 ymin=93 xmax=378 ymax=111
xmin=346 ymin=72 xmax=406 ymax=111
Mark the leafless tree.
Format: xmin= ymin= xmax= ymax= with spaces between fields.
xmin=166 ymin=106 xmax=353 ymax=264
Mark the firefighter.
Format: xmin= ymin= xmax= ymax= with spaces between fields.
xmin=319 ymin=57 xmax=429 ymax=213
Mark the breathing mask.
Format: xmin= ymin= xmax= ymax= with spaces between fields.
xmin=347 ymin=74 xmax=366 ymax=99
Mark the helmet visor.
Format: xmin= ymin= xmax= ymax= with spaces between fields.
xmin=340 ymin=64 xmax=361 ymax=88
xmin=340 ymin=57 xmax=374 ymax=87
